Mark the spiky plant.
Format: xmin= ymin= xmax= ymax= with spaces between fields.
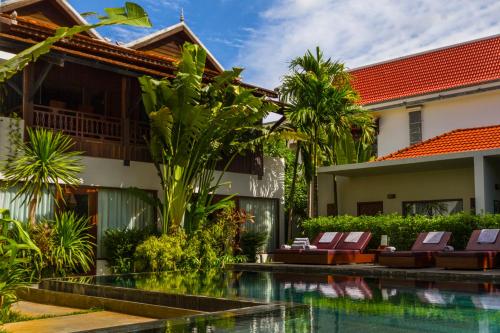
xmin=2 ymin=128 xmax=83 ymax=226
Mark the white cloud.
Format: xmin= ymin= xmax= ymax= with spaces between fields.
xmin=236 ymin=0 xmax=500 ymax=88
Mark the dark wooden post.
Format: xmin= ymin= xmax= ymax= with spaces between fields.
xmin=121 ymin=76 xmax=130 ymax=164
xmin=22 ymin=64 xmax=35 ymax=138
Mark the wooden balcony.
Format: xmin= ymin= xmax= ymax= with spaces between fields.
xmin=31 ymin=104 xmax=150 ymax=162
xmin=27 ymin=104 xmax=263 ymax=176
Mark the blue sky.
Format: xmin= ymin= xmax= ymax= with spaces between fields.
xmin=70 ymin=0 xmax=500 ymax=89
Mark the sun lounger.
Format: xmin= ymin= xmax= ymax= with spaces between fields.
xmin=435 ymin=229 xmax=500 ymax=270
xmin=274 ymin=231 xmax=374 ymax=265
xmin=378 ymin=231 xmax=452 ymax=268
xmin=273 ymin=232 xmax=344 ymax=264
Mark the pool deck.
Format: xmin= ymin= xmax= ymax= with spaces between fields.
xmin=230 ymin=263 xmax=500 ymax=283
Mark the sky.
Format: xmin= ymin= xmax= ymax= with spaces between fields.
xmin=70 ymin=0 xmax=500 ymax=89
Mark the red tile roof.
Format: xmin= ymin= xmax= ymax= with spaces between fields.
xmin=378 ymin=125 xmax=500 ymax=161
xmin=350 ymin=35 xmax=500 ymax=105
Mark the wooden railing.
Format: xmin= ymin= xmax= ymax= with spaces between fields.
xmin=28 ymin=104 xmax=262 ymax=174
xmin=32 ymin=104 xmax=150 ymax=162
xmin=33 ymin=105 xmax=122 ymax=141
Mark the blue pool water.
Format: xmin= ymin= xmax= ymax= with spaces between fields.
xmin=81 ymin=271 xmax=500 ymax=332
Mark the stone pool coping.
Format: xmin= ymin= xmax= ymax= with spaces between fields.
xmin=229 ymin=263 xmax=500 ymax=283
xmin=39 ymin=278 xmax=264 ymax=313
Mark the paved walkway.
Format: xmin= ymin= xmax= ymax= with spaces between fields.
xmin=2 ymin=311 xmax=157 ymax=333
xmin=230 ymin=263 xmax=500 ymax=283
xmin=10 ymin=301 xmax=79 ymax=317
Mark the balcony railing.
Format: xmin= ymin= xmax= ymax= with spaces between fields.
xmin=31 ymin=104 xmax=150 ymax=162
xmin=22 ymin=104 xmax=262 ymax=175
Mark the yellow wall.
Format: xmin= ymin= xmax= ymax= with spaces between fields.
xmin=318 ymin=167 xmax=475 ymax=216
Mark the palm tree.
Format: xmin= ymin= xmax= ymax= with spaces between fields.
xmin=1 ymin=128 xmax=83 ymax=226
xmin=281 ymin=47 xmax=374 ymax=225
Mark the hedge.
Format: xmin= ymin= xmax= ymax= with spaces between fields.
xmin=301 ymin=213 xmax=500 ymax=251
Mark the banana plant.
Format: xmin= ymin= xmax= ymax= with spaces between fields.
xmin=0 ymin=2 xmax=152 ymax=83
xmin=139 ymin=43 xmax=278 ymax=234
xmin=0 ymin=209 xmax=40 ymax=312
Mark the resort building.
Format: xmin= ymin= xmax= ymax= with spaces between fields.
xmin=318 ymin=35 xmax=500 ymax=216
xmin=0 ymin=0 xmax=285 ymax=266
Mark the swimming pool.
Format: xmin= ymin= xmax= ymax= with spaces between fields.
xmin=59 ymin=271 xmax=500 ymax=332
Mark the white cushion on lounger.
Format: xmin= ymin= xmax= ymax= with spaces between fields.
xmin=319 ymin=284 xmax=339 ymax=298
xmin=291 ymin=244 xmax=306 ymax=249
xmin=318 ymin=232 xmax=337 ymax=243
xmin=305 ymin=245 xmax=317 ymax=250
xmin=423 ymin=231 xmax=445 ymax=244
xmin=293 ymin=238 xmax=310 ymax=246
xmin=478 ymin=229 xmax=500 ymax=244
xmin=344 ymin=232 xmax=364 ymax=243
xmin=280 ymin=244 xmax=291 ymax=250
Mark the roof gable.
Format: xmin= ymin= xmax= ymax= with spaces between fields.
xmin=378 ymin=124 xmax=500 ymax=161
xmin=351 ymin=35 xmax=500 ymax=106
xmin=125 ymin=22 xmax=224 ymax=73
xmin=0 ymin=0 xmax=104 ymax=40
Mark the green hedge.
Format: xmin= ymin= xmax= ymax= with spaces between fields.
xmin=301 ymin=214 xmax=500 ymax=250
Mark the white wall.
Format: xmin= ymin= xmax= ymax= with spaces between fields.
xmin=328 ymin=167 xmax=475 ymax=216
xmin=374 ymin=89 xmax=500 ymax=157
xmin=80 ymin=156 xmax=285 ymax=201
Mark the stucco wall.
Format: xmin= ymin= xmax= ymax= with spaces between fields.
xmin=323 ymin=167 xmax=475 ymax=216
xmin=79 ymin=155 xmax=285 ymax=201
xmin=374 ymin=90 xmax=500 ymax=157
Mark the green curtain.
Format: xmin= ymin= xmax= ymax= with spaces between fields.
xmin=97 ymin=188 xmax=155 ymax=258
xmin=239 ymin=197 xmax=278 ymax=252
xmin=0 ymin=185 xmax=54 ymax=222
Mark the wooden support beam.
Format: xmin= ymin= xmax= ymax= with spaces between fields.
xmin=22 ymin=63 xmax=34 ymax=137
xmin=121 ymin=76 xmax=131 ymax=164
xmin=6 ymin=80 xmax=22 ymax=96
xmin=30 ymin=62 xmax=53 ymax=99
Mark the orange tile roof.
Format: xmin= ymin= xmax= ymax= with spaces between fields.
xmin=350 ymin=35 xmax=500 ymax=105
xmin=378 ymin=125 xmax=500 ymax=161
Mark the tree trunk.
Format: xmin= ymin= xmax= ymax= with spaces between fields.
xmin=28 ymin=197 xmax=37 ymax=227
xmin=287 ymin=142 xmax=300 ymax=242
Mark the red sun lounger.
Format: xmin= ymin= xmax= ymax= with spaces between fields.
xmin=435 ymin=229 xmax=500 ymax=270
xmin=378 ymin=231 xmax=452 ymax=268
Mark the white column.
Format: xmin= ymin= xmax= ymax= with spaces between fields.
xmin=474 ymin=155 xmax=495 ymax=214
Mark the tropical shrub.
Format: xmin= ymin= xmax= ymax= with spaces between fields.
xmin=134 ymin=232 xmax=186 ymax=272
xmin=133 ymin=207 xmax=248 ymax=271
xmin=103 ymin=227 xmax=154 ymax=273
xmin=31 ymin=212 xmax=94 ymax=277
xmin=240 ymin=230 xmax=268 ymax=263
xmin=0 ymin=209 xmax=40 ymax=320
xmin=301 ymin=213 xmax=500 ymax=250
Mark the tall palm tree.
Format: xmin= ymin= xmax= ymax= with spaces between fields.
xmin=281 ymin=47 xmax=374 ymax=224
xmin=1 ymin=128 xmax=83 ymax=226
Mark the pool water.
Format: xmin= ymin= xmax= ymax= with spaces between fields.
xmin=80 ymin=271 xmax=500 ymax=332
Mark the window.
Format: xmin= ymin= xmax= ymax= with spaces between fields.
xmin=409 ymin=110 xmax=422 ymax=145
xmin=239 ymin=197 xmax=279 ymax=252
xmin=403 ymin=199 xmax=463 ymax=216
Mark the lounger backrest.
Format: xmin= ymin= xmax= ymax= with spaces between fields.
xmin=466 ymin=229 xmax=500 ymax=251
xmin=335 ymin=232 xmax=372 ymax=251
xmin=411 ymin=231 xmax=452 ymax=251
xmin=311 ymin=232 xmax=344 ymax=249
